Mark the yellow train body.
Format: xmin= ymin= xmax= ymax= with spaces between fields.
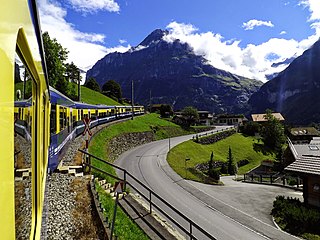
xmin=0 ymin=0 xmax=50 ymax=239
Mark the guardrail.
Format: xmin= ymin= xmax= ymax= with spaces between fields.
xmin=194 ymin=126 xmax=236 ymax=139
xmin=243 ymin=173 xmax=303 ymax=189
xmin=79 ymin=149 xmax=216 ymax=240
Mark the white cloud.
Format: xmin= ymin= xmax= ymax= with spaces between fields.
xmin=165 ymin=21 xmax=320 ymax=82
xmin=280 ymin=31 xmax=287 ymax=35
xmin=242 ymin=19 xmax=274 ymax=30
xmin=300 ymin=0 xmax=320 ymax=21
xmin=166 ymin=21 xmax=198 ymax=35
xmin=67 ymin=0 xmax=120 ymax=13
xmin=38 ymin=0 xmax=128 ymax=75
xmin=119 ymin=39 xmax=127 ymax=44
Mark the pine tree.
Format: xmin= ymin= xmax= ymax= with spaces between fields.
xmin=227 ymin=146 xmax=237 ymax=175
xmin=208 ymin=151 xmax=214 ymax=171
xmin=208 ymin=151 xmax=220 ymax=180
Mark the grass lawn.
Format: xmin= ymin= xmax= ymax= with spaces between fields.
xmin=167 ymin=133 xmax=276 ymax=181
xmin=80 ymin=85 xmax=120 ymax=105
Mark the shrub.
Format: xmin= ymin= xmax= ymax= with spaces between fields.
xmin=238 ymin=159 xmax=249 ymax=167
xmin=220 ymin=163 xmax=228 ymax=174
xmin=271 ymin=196 xmax=320 ymax=236
xmin=195 ymin=129 xmax=236 ymax=145
xmin=208 ymin=168 xmax=220 ymax=181
xmin=240 ymin=121 xmax=261 ymax=136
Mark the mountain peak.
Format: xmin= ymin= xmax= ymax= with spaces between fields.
xmin=139 ymin=29 xmax=168 ymax=46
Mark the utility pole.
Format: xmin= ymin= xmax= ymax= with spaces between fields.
xmin=78 ymin=70 xmax=81 ymax=102
xmin=131 ymin=80 xmax=134 ymax=120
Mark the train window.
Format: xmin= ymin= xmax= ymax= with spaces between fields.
xmin=59 ymin=107 xmax=67 ymax=131
xmin=14 ymin=52 xmax=32 ymax=239
xmin=50 ymin=104 xmax=57 ymax=134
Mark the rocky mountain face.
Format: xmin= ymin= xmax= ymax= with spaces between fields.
xmin=86 ymin=29 xmax=262 ymax=113
xmin=249 ymin=39 xmax=320 ymax=125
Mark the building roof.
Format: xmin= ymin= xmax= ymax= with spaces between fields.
xmin=290 ymin=127 xmax=320 ymax=136
xmin=286 ymin=137 xmax=320 ymax=175
xmin=251 ymin=113 xmax=284 ymax=122
xmin=285 ymin=157 xmax=320 ymax=176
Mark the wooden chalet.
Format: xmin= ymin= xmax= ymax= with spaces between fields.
xmin=286 ymin=138 xmax=320 ymax=207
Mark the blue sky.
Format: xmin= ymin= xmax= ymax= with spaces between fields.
xmin=38 ymin=0 xmax=320 ymax=81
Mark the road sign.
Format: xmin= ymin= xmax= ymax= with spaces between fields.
xmin=82 ymin=117 xmax=92 ymax=136
xmin=114 ymin=181 xmax=124 ymax=194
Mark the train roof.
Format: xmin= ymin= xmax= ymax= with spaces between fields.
xmin=14 ymin=98 xmax=32 ymax=107
xmin=49 ymin=86 xmax=75 ymax=107
xmin=73 ymin=102 xmax=114 ymax=109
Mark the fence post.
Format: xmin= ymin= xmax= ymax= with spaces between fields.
xmin=283 ymin=177 xmax=285 ymax=186
xmin=260 ymin=175 xmax=262 ymax=183
xmin=189 ymin=221 xmax=193 ymax=240
xmin=297 ymin=176 xmax=299 ymax=188
xmin=88 ymin=155 xmax=91 ymax=173
xmin=251 ymin=174 xmax=253 ymax=182
xmin=149 ymin=191 xmax=152 ymax=214
xmin=270 ymin=175 xmax=273 ymax=184
xmin=123 ymin=170 xmax=127 ymax=192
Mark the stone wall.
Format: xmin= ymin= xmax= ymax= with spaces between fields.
xmin=107 ymin=132 xmax=154 ymax=161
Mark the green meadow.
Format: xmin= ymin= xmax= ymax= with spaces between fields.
xmin=167 ymin=133 xmax=276 ymax=181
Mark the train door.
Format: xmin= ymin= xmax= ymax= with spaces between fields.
xmin=13 ymin=51 xmax=33 ymax=240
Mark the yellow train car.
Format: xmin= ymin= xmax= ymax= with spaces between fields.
xmin=0 ymin=0 xmax=50 ymax=239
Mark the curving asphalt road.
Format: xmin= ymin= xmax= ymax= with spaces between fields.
xmin=115 ymin=126 xmax=301 ymax=240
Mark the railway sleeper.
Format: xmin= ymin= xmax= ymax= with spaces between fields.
xmin=14 ymin=168 xmax=31 ymax=181
xmin=57 ymin=165 xmax=84 ymax=176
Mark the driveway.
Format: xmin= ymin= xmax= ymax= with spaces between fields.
xmin=188 ymin=176 xmax=303 ymax=226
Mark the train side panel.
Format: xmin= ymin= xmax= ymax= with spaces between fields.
xmin=0 ymin=1 xmax=50 ymax=239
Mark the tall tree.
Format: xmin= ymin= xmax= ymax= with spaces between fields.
xmin=102 ymin=80 xmax=122 ymax=101
xmin=42 ymin=32 xmax=68 ymax=89
xmin=227 ymin=146 xmax=237 ymax=175
xmin=159 ymin=104 xmax=173 ymax=118
xmin=65 ymin=62 xmax=79 ymax=83
xmin=85 ymin=77 xmax=100 ymax=92
xmin=261 ymin=109 xmax=286 ymax=150
xmin=208 ymin=151 xmax=214 ymax=171
xmin=181 ymin=106 xmax=199 ymax=127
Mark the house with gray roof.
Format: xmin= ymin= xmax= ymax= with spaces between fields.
xmin=286 ymin=138 xmax=320 ymax=207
